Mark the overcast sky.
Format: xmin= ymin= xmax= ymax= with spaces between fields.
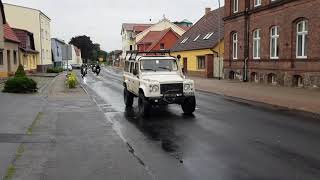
xmin=3 ymin=0 xmax=223 ymax=51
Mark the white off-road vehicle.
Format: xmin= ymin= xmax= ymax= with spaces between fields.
xmin=123 ymin=51 xmax=196 ymax=117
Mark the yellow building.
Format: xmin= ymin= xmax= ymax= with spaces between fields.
xmin=171 ymin=7 xmax=224 ymax=78
xmin=4 ymin=3 xmax=51 ymax=72
xmin=13 ymin=28 xmax=38 ymax=72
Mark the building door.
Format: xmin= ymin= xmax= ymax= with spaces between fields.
xmin=7 ymin=50 xmax=11 ymax=73
xmin=213 ymin=57 xmax=224 ymax=78
xmin=183 ymin=58 xmax=188 ymax=73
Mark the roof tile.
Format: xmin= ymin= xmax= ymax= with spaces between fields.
xmin=171 ymin=7 xmax=224 ymax=52
xmin=4 ymin=23 xmax=20 ymax=43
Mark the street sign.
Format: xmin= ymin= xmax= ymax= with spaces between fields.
xmin=62 ymin=45 xmax=72 ymax=61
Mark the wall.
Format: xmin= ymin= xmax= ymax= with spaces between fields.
xmin=0 ymin=41 xmax=19 ymax=77
xmin=171 ymin=41 xmax=224 ymax=78
xmin=4 ymin=4 xmax=52 ymax=67
xmin=223 ymin=0 xmax=320 ymax=87
xmin=135 ymin=20 xmax=185 ymax=43
xmin=150 ymin=30 xmax=180 ymax=51
xmin=19 ymin=51 xmax=37 ymax=71
xmin=51 ymin=39 xmax=63 ymax=64
xmin=121 ymin=30 xmax=135 ymax=59
xmin=40 ymin=13 xmax=51 ymax=65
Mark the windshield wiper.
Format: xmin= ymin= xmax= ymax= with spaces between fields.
xmin=158 ymin=67 xmax=172 ymax=71
xmin=142 ymin=68 xmax=156 ymax=72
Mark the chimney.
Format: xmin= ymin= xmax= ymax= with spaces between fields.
xmin=205 ymin=7 xmax=211 ymax=15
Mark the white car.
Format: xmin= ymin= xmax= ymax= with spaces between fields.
xmin=63 ymin=64 xmax=72 ymax=71
xmin=123 ymin=51 xmax=196 ymax=117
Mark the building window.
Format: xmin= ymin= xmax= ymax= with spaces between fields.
xmin=203 ymin=32 xmax=214 ymax=40
xmin=160 ymin=43 xmax=165 ymax=50
xmin=233 ymin=0 xmax=239 ymax=13
xmin=232 ymin=33 xmax=238 ymax=60
xmin=296 ymin=20 xmax=308 ymax=58
xmin=57 ymin=46 xmax=60 ymax=57
xmin=42 ymin=49 xmax=45 ymax=60
xmin=270 ymin=26 xmax=279 ymax=59
xmin=130 ymin=45 xmax=133 ymax=51
xmin=197 ymin=56 xmax=206 ymax=69
xmin=193 ymin=34 xmax=201 ymax=41
xmin=181 ymin=37 xmax=189 ymax=44
xmin=7 ymin=50 xmax=11 ymax=63
xmin=41 ymin=29 xmax=44 ymax=39
xmin=268 ymin=73 xmax=277 ymax=85
xmin=13 ymin=51 xmax=17 ymax=64
xmin=253 ymin=29 xmax=261 ymax=59
xmin=0 ymin=51 xmax=3 ymax=65
xmin=254 ymin=0 xmax=261 ymax=7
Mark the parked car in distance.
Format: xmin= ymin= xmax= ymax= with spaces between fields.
xmin=71 ymin=64 xmax=82 ymax=69
xmin=63 ymin=64 xmax=73 ymax=71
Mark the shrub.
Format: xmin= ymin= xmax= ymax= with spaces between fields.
xmin=47 ymin=67 xmax=63 ymax=73
xmin=66 ymin=72 xmax=78 ymax=89
xmin=3 ymin=76 xmax=37 ymax=93
xmin=15 ymin=64 xmax=26 ymax=77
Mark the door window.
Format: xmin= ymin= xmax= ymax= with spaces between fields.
xmin=129 ymin=62 xmax=134 ymax=73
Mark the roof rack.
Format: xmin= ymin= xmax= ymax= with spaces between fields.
xmin=125 ymin=50 xmax=171 ymax=61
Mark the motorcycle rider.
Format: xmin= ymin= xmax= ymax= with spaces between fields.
xmin=96 ymin=63 xmax=101 ymax=76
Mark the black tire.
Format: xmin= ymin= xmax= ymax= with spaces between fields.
xmin=124 ymin=87 xmax=134 ymax=107
xmin=181 ymin=96 xmax=196 ymax=115
xmin=138 ymin=92 xmax=150 ymax=117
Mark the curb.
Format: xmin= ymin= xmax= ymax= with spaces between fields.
xmin=196 ymin=88 xmax=320 ymax=120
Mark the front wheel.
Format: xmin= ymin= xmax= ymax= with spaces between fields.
xmin=124 ymin=87 xmax=134 ymax=107
xmin=181 ymin=96 xmax=196 ymax=115
xmin=138 ymin=92 xmax=150 ymax=117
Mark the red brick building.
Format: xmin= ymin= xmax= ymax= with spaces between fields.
xmin=136 ymin=28 xmax=180 ymax=52
xmin=224 ymin=0 xmax=320 ymax=87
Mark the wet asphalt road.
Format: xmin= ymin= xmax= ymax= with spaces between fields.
xmin=81 ymin=67 xmax=320 ymax=180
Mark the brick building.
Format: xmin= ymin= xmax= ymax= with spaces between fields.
xmin=137 ymin=28 xmax=180 ymax=52
xmin=223 ymin=0 xmax=320 ymax=87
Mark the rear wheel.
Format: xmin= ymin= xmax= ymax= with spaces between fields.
xmin=124 ymin=87 xmax=134 ymax=107
xmin=138 ymin=92 xmax=150 ymax=117
xmin=181 ymin=96 xmax=196 ymax=115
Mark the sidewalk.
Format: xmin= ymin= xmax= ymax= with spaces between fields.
xmin=191 ymin=77 xmax=320 ymax=115
xmin=6 ymin=74 xmax=151 ymax=180
xmin=0 ymin=91 xmax=46 ymax=179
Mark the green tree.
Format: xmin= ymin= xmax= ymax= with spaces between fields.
xmin=69 ymin=35 xmax=94 ymax=63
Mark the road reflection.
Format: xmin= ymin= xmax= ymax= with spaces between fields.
xmin=124 ymin=106 xmax=195 ymax=162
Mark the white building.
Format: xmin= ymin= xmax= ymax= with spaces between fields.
xmin=4 ymin=3 xmax=52 ymax=71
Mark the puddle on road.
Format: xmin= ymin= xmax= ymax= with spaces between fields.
xmin=124 ymin=107 xmax=184 ymax=162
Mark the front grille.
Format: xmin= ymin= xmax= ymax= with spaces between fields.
xmin=160 ymin=83 xmax=183 ymax=94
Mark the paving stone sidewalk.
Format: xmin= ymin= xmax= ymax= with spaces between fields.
xmin=5 ymin=74 xmax=151 ymax=180
xmin=191 ymin=77 xmax=320 ymax=115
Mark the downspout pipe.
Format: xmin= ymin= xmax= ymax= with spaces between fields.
xmin=243 ymin=0 xmax=250 ymax=82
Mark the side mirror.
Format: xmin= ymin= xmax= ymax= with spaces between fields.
xmin=133 ymin=69 xmax=138 ymax=76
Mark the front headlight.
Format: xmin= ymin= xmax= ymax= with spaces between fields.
xmin=151 ymin=85 xmax=159 ymax=92
xmin=184 ymin=84 xmax=191 ymax=91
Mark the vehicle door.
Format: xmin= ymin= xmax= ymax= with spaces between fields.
xmin=131 ymin=62 xmax=140 ymax=95
xmin=123 ymin=61 xmax=130 ymax=88
xmin=127 ymin=62 xmax=135 ymax=92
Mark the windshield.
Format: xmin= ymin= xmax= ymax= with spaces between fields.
xmin=140 ymin=59 xmax=178 ymax=72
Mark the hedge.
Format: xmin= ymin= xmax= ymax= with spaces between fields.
xmin=3 ymin=76 xmax=37 ymax=93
